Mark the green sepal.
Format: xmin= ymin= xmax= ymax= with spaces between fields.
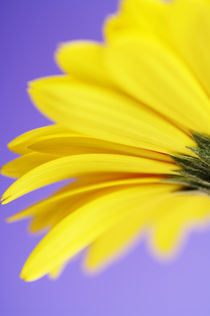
xmin=168 ymin=131 xmax=210 ymax=195
xmin=191 ymin=131 xmax=210 ymax=150
xmin=171 ymin=154 xmax=210 ymax=180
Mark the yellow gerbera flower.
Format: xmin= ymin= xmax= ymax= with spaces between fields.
xmin=2 ymin=0 xmax=210 ymax=282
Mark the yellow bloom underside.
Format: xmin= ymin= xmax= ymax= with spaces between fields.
xmin=2 ymin=0 xmax=210 ymax=281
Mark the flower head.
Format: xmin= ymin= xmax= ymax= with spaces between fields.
xmin=2 ymin=0 xmax=210 ymax=281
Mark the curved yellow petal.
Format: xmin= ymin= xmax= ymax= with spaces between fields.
xmin=2 ymin=153 xmax=175 ymax=204
xmin=20 ymin=183 xmax=177 ymax=281
xmin=8 ymin=124 xmax=70 ymax=155
xmin=28 ymin=76 xmax=193 ymax=154
xmin=169 ymin=0 xmax=210 ymax=96
xmin=1 ymin=152 xmax=56 ymax=178
xmin=150 ymin=192 xmax=210 ymax=257
xmin=29 ymin=134 xmax=173 ymax=162
xmin=56 ymin=41 xmax=111 ymax=87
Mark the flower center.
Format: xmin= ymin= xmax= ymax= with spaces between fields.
xmin=167 ymin=132 xmax=210 ymax=194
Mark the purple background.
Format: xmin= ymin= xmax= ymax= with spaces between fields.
xmin=1 ymin=0 xmax=210 ymax=315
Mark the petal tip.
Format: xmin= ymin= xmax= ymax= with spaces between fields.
xmin=5 ymin=216 xmax=14 ymax=223
xmin=20 ymin=272 xmax=34 ymax=282
xmin=20 ymin=267 xmax=42 ymax=282
xmin=1 ymin=195 xmax=9 ymax=205
xmin=1 ymin=192 xmax=14 ymax=205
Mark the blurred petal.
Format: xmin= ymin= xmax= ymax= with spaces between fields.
xmin=56 ymin=41 xmax=111 ymax=86
xmin=85 ymin=192 xmax=167 ymax=271
xmin=150 ymin=193 xmax=210 ymax=256
xmin=49 ymin=262 xmax=67 ymax=280
xmin=169 ymin=0 xmax=210 ymax=96
xmin=21 ymin=184 xmax=177 ymax=281
xmin=105 ymin=0 xmax=168 ymax=42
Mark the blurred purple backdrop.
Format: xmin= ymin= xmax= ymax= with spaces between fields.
xmin=1 ymin=0 xmax=210 ymax=315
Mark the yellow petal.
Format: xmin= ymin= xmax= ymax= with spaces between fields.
xmin=8 ymin=124 xmax=69 ymax=155
xmin=56 ymin=41 xmax=111 ymax=86
xmin=28 ymin=76 xmax=193 ymax=154
xmin=20 ymin=183 xmax=177 ymax=281
xmin=150 ymin=192 xmax=210 ymax=257
xmin=106 ymin=36 xmax=210 ymax=134
xmin=29 ymin=134 xmax=172 ymax=162
xmin=169 ymin=0 xmax=210 ymax=96
xmin=105 ymin=0 xmax=168 ymax=42
xmin=2 ymin=153 xmax=174 ymax=204
xmin=1 ymin=152 xmax=56 ymax=178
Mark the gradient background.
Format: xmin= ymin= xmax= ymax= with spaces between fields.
xmin=1 ymin=0 xmax=210 ymax=315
